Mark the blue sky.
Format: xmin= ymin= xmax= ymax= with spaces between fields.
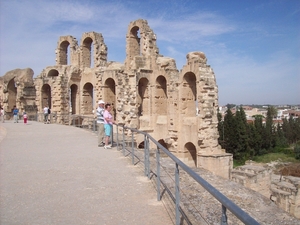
xmin=0 ymin=0 xmax=299 ymax=106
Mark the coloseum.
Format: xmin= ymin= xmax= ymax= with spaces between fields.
xmin=0 ymin=19 xmax=233 ymax=178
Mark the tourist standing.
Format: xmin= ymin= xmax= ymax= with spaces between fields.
xmin=43 ymin=106 xmax=49 ymax=124
xmin=13 ymin=106 xmax=19 ymax=123
xmin=96 ymin=100 xmax=105 ymax=147
xmin=103 ymin=103 xmax=116 ymax=149
xmin=0 ymin=107 xmax=4 ymax=123
xmin=23 ymin=112 xmax=28 ymax=124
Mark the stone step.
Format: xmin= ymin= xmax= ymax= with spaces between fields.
xmin=231 ymin=169 xmax=256 ymax=178
xmin=271 ymin=180 xmax=297 ymax=194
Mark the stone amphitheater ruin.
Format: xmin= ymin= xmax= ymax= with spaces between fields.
xmin=0 ymin=19 xmax=299 ymax=221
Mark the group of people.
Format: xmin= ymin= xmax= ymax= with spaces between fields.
xmin=96 ymin=100 xmax=116 ymax=149
xmin=0 ymin=106 xmax=28 ymax=124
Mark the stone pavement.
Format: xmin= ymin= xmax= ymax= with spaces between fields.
xmin=0 ymin=120 xmax=174 ymax=225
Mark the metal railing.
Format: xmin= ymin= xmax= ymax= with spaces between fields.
xmin=114 ymin=124 xmax=260 ymax=225
xmin=32 ymin=114 xmax=259 ymax=224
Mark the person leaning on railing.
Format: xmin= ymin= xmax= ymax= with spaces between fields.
xmin=103 ymin=103 xmax=116 ymax=149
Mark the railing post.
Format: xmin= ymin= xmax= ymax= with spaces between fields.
xmin=144 ymin=135 xmax=147 ymax=177
xmin=175 ymin=163 xmax=180 ymax=225
xmin=156 ymin=146 xmax=161 ymax=201
xmin=122 ymin=127 xmax=125 ymax=155
xmin=221 ymin=205 xmax=228 ymax=225
xmin=116 ymin=125 xmax=119 ymax=150
xmin=146 ymin=136 xmax=150 ymax=179
xmin=131 ymin=131 xmax=134 ymax=165
xmin=93 ymin=118 xmax=96 ymax=132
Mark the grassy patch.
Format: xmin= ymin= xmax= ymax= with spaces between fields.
xmin=233 ymin=160 xmax=246 ymax=168
xmin=253 ymin=152 xmax=299 ymax=164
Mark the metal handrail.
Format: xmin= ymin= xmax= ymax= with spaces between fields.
xmin=115 ymin=124 xmax=260 ymax=225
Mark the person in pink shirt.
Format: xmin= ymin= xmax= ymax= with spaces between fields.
xmin=103 ymin=103 xmax=116 ymax=149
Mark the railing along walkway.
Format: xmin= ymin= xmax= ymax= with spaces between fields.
xmin=33 ymin=114 xmax=260 ymax=224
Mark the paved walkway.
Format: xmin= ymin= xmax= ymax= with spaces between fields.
xmin=0 ymin=120 xmax=173 ymax=225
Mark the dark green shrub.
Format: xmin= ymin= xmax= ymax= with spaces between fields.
xmin=295 ymin=145 xmax=300 ymax=160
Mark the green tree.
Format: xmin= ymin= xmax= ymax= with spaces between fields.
xmin=253 ymin=115 xmax=264 ymax=155
xmin=234 ymin=107 xmax=250 ymax=160
xmin=217 ymin=109 xmax=225 ymax=147
xmin=223 ymin=108 xmax=237 ymax=157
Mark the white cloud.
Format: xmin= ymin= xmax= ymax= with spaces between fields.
xmin=0 ymin=0 xmax=299 ymax=105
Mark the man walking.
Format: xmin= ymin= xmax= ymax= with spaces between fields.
xmin=13 ymin=106 xmax=19 ymax=123
xmin=43 ymin=106 xmax=49 ymax=124
xmin=96 ymin=100 xmax=105 ymax=147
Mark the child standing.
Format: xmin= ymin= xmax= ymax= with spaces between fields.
xmin=23 ymin=112 xmax=28 ymax=124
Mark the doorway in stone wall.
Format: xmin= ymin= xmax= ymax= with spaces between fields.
xmin=184 ymin=142 xmax=197 ymax=167
xmin=41 ymin=84 xmax=51 ymax=109
xmin=70 ymin=84 xmax=78 ymax=114
xmin=138 ymin=78 xmax=150 ymax=117
xmin=104 ymin=78 xmax=116 ymax=119
xmin=82 ymin=83 xmax=93 ymax=115
xmin=7 ymin=78 xmax=17 ymax=114
xmin=155 ymin=75 xmax=167 ymax=115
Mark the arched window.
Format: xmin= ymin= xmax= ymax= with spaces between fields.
xmin=82 ymin=37 xmax=93 ymax=68
xmin=181 ymin=72 xmax=197 ymax=117
xmin=155 ymin=76 xmax=167 ymax=115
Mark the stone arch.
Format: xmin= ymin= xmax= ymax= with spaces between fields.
xmin=158 ymin=139 xmax=168 ymax=150
xmin=184 ymin=142 xmax=197 ymax=167
xmin=138 ymin=77 xmax=150 ymax=117
xmin=128 ymin=26 xmax=141 ymax=57
xmin=81 ymin=37 xmax=93 ymax=68
xmin=82 ymin=82 xmax=93 ymax=115
xmin=80 ymin=32 xmax=107 ymax=68
xmin=125 ymin=19 xmax=159 ymax=63
xmin=58 ymin=41 xmax=69 ymax=65
xmin=48 ymin=69 xmax=59 ymax=77
xmin=181 ymin=72 xmax=197 ymax=117
xmin=56 ymin=36 xmax=78 ymax=66
xmin=41 ymin=84 xmax=51 ymax=108
xmin=104 ymin=78 xmax=116 ymax=119
xmin=155 ymin=75 xmax=167 ymax=115
xmin=7 ymin=78 xmax=17 ymax=112
xmin=70 ymin=84 xmax=78 ymax=114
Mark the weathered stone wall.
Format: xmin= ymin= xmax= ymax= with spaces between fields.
xmin=1 ymin=19 xmax=232 ymax=179
xmin=271 ymin=175 xmax=300 ymax=219
xmin=231 ymin=162 xmax=300 ymax=219
xmin=0 ymin=68 xmax=37 ymax=119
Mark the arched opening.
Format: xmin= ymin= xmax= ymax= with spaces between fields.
xmin=70 ymin=84 xmax=78 ymax=114
xmin=184 ymin=142 xmax=197 ymax=167
xmin=82 ymin=37 xmax=93 ymax=68
xmin=41 ymin=84 xmax=51 ymax=108
xmin=138 ymin=78 xmax=150 ymax=116
xmin=48 ymin=69 xmax=59 ymax=77
xmin=104 ymin=78 xmax=116 ymax=119
xmin=82 ymin=83 xmax=93 ymax=115
xmin=59 ymin=41 xmax=70 ymax=65
xmin=129 ymin=26 xmax=141 ymax=57
xmin=7 ymin=78 xmax=17 ymax=113
xmin=158 ymin=139 xmax=168 ymax=150
xmin=155 ymin=76 xmax=167 ymax=115
xmin=182 ymin=72 xmax=197 ymax=117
